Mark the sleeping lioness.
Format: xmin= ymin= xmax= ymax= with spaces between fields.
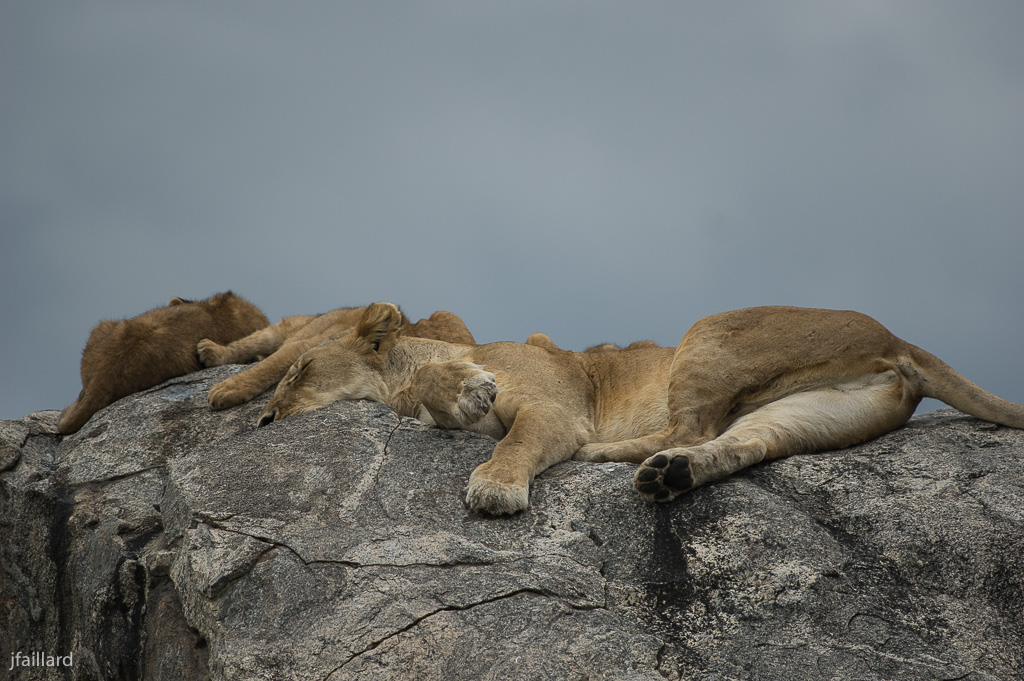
xmin=256 ymin=303 xmax=1024 ymax=515
xmin=198 ymin=306 xmax=476 ymax=410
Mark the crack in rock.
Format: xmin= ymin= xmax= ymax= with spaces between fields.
xmin=66 ymin=463 xmax=168 ymax=488
xmin=325 ymin=589 xmax=570 ymax=679
xmin=337 ymin=420 xmax=399 ymax=521
xmin=175 ymin=524 xmax=277 ymax=598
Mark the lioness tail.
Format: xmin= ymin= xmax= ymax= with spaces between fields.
xmin=908 ymin=344 xmax=1024 ymax=428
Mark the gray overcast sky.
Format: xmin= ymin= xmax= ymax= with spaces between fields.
xmin=2 ymin=1 xmax=1022 ymax=421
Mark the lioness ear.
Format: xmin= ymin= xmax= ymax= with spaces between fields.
xmin=355 ymin=303 xmax=404 ymax=355
xmin=169 ymin=297 xmax=186 ymax=306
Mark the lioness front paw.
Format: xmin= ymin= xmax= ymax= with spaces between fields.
xmin=465 ymin=479 xmax=529 ymax=515
xmin=207 ymin=381 xmax=253 ymax=410
xmin=634 ymin=452 xmax=694 ymax=502
xmin=466 ymin=468 xmax=529 ymax=515
xmin=197 ymin=339 xmax=229 ymax=367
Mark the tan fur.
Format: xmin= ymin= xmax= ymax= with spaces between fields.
xmin=527 ymin=334 xmax=661 ymax=353
xmin=585 ymin=340 xmax=661 ymax=352
xmin=525 ymin=332 xmax=560 ymax=351
xmin=58 ymin=291 xmax=269 ymax=434
xmin=256 ymin=304 xmax=1024 ymax=515
xmin=200 ymin=307 xmax=476 ymax=410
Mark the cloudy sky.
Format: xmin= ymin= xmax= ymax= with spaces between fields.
xmin=3 ymin=1 xmax=1022 ymax=422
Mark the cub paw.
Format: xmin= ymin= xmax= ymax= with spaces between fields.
xmin=207 ymin=381 xmax=251 ymax=410
xmin=415 ymin=362 xmax=498 ymax=429
xmin=197 ymin=339 xmax=228 ymax=367
xmin=454 ymin=372 xmax=498 ymax=426
xmin=634 ymin=452 xmax=693 ymax=502
xmin=466 ymin=469 xmax=529 ymax=515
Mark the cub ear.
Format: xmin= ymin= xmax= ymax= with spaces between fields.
xmin=169 ymin=297 xmax=187 ymax=306
xmin=286 ymin=356 xmax=311 ymax=383
xmin=355 ymin=303 xmax=405 ymax=355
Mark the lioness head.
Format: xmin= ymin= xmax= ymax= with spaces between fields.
xmin=256 ymin=303 xmax=404 ymax=428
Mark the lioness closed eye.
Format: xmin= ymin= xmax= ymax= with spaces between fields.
xmin=258 ymin=303 xmax=1024 ymax=515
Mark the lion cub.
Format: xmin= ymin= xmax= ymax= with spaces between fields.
xmin=256 ymin=303 xmax=1024 ymax=516
xmin=199 ymin=306 xmax=476 ymax=410
xmin=59 ymin=291 xmax=269 ymax=434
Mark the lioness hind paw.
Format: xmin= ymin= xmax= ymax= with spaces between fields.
xmin=634 ymin=453 xmax=693 ymax=502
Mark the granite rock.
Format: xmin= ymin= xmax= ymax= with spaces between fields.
xmin=1 ymin=365 xmax=1022 ymax=680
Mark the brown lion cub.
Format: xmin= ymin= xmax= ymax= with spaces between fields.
xmin=199 ymin=306 xmax=476 ymax=411
xmin=257 ymin=303 xmax=1024 ymax=515
xmin=59 ymin=291 xmax=269 ymax=435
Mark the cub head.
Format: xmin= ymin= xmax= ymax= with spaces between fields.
xmin=202 ymin=290 xmax=270 ymax=333
xmin=256 ymin=303 xmax=404 ymax=428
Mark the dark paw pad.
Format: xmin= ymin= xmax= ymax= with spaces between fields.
xmin=664 ymin=456 xmax=692 ymax=490
xmin=636 ymin=468 xmax=659 ymax=483
xmin=633 ymin=454 xmax=693 ymax=502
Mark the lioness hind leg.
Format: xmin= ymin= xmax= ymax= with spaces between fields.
xmin=575 ymin=431 xmax=688 ymax=464
xmin=634 ymin=370 xmax=916 ymax=502
xmin=413 ymin=361 xmax=498 ymax=429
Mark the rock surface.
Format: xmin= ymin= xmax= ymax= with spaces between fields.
xmin=2 ymin=365 xmax=1023 ymax=680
